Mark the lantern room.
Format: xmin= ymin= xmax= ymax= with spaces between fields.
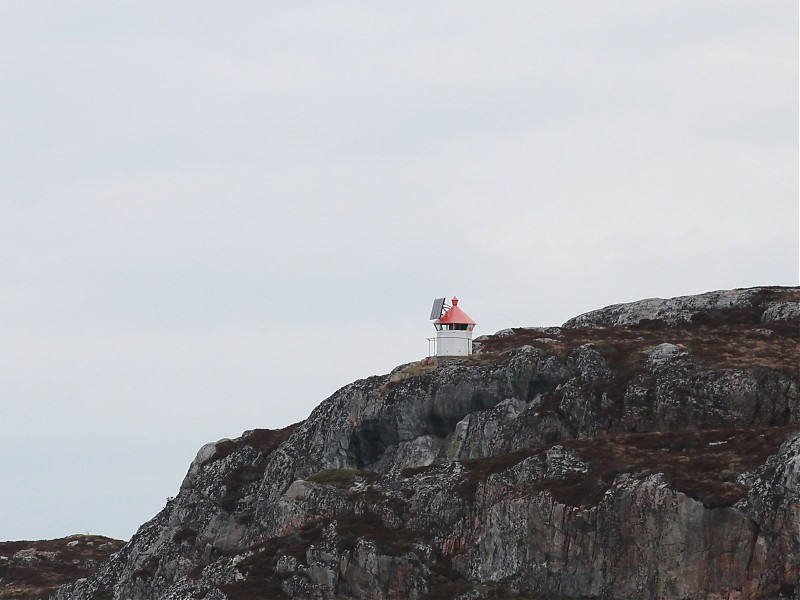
xmin=432 ymin=297 xmax=476 ymax=356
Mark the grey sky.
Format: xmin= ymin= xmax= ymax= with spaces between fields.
xmin=1 ymin=2 xmax=797 ymax=541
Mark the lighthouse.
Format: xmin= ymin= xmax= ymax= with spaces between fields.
xmin=431 ymin=297 xmax=476 ymax=356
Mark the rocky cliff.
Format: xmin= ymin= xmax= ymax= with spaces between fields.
xmin=54 ymin=287 xmax=799 ymax=600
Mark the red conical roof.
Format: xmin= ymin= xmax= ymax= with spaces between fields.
xmin=435 ymin=297 xmax=476 ymax=325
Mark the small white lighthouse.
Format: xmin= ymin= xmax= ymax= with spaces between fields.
xmin=431 ymin=296 xmax=476 ymax=356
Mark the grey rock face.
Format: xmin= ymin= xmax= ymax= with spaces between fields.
xmin=54 ymin=287 xmax=799 ymax=600
xmin=563 ymin=286 xmax=796 ymax=328
xmin=762 ymin=301 xmax=800 ymax=323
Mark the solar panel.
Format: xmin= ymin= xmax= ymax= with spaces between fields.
xmin=429 ymin=297 xmax=446 ymax=320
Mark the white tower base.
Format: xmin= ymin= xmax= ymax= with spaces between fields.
xmin=436 ymin=330 xmax=472 ymax=356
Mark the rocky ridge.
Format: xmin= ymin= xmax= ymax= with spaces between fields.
xmin=53 ymin=286 xmax=799 ymax=599
xmin=0 ymin=535 xmax=124 ymax=599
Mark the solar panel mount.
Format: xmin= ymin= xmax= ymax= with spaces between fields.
xmin=429 ymin=297 xmax=446 ymax=320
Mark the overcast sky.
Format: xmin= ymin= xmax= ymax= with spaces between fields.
xmin=1 ymin=2 xmax=797 ymax=541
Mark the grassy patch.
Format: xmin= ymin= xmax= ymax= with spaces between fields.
xmin=380 ymin=361 xmax=438 ymax=392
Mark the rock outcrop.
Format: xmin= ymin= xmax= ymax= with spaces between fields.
xmin=54 ymin=286 xmax=800 ymax=599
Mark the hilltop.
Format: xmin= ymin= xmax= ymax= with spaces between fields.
xmin=53 ymin=286 xmax=799 ymax=599
xmin=0 ymin=535 xmax=124 ymax=599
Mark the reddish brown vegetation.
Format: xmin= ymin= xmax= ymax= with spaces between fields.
xmin=202 ymin=422 xmax=303 ymax=466
xmin=476 ymin=289 xmax=799 ymax=376
xmin=479 ymin=319 xmax=797 ymax=374
xmin=400 ymin=465 xmax=438 ymax=478
xmin=456 ymin=425 xmax=798 ymax=508
xmin=0 ymin=535 xmax=125 ymax=600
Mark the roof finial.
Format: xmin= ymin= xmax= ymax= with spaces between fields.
xmin=452 ymin=296 xmax=459 ymax=306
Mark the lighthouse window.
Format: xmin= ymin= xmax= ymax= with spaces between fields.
xmin=436 ymin=323 xmax=471 ymax=330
